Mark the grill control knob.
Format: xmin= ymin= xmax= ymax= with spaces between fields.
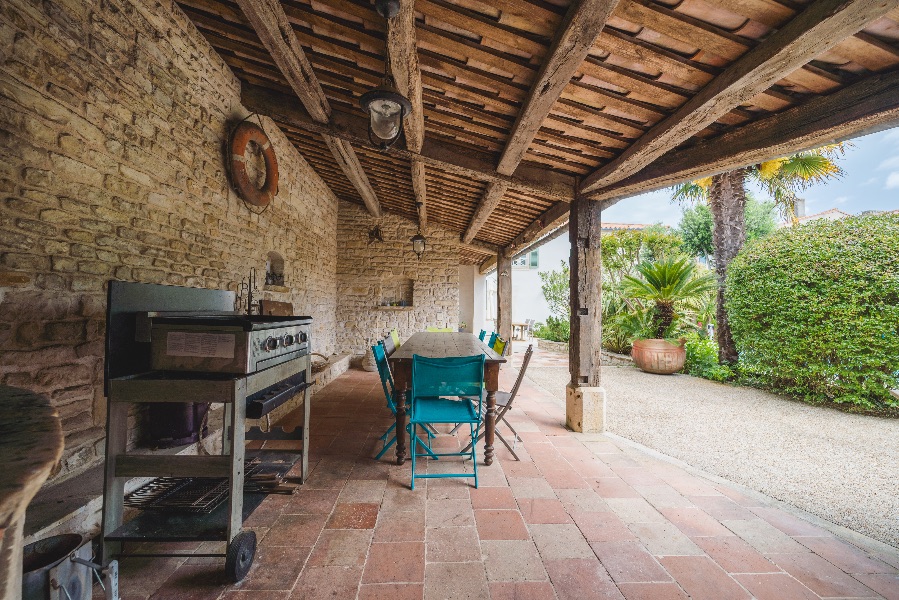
xmin=282 ymin=334 xmax=295 ymax=346
xmin=263 ymin=336 xmax=280 ymax=351
xmin=299 ymin=332 xmax=307 ymax=343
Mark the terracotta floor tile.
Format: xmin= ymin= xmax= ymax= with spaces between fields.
xmin=358 ymin=583 xmax=424 ymax=600
xmin=481 ymin=540 xmax=549 ymax=582
xmin=662 ymin=476 xmax=722 ymax=497
xmin=488 ymin=581 xmax=558 ymax=600
xmin=427 ymin=482 xmax=471 ymax=500
xmin=616 ymin=582 xmax=689 ymax=600
xmin=348 ymin=460 xmax=391 ymax=481
xmin=475 ymin=508 xmax=531 ymax=540
xmin=542 ymin=468 xmax=591 ymax=490
xmin=240 ymin=545 xmax=311 ymax=591
xmin=337 ymin=479 xmax=387 ymax=503
xmin=471 ymin=486 xmax=517 ymax=509
xmin=148 ymin=565 xmax=227 ymax=600
xmin=544 ymin=558 xmax=623 ymax=600
xmin=424 ymin=562 xmax=489 ymax=600
xmin=853 ymin=573 xmax=899 ymax=600
xmin=283 ymin=489 xmax=339 ymax=515
xmin=571 ymin=511 xmax=637 ymax=543
xmin=794 ymin=535 xmax=898 ymax=574
xmin=614 ymin=468 xmax=665 ymax=487
xmin=632 ymin=485 xmax=693 ymax=510
xmin=659 ymin=556 xmax=751 ymax=600
xmin=426 ymin=526 xmax=481 ymax=562
xmin=628 ymin=522 xmax=703 ymax=557
xmin=382 ymin=487 xmax=426 ymax=513
xmin=592 ymin=478 xmax=640 ymax=499
xmin=658 ymin=507 xmax=734 ymax=538
xmin=591 ymin=541 xmax=671 ymax=583
xmin=722 ymin=519 xmax=809 ymax=554
xmin=688 ymin=496 xmax=757 ymax=521
xmin=326 ymin=502 xmax=380 ymax=529
xmin=222 ymin=591 xmax=289 ymax=600
xmin=732 ymin=573 xmax=819 ymax=600
xmin=768 ymin=552 xmax=881 ymax=598
xmin=508 ymin=476 xmax=557 ymax=499
xmin=748 ymin=507 xmax=831 ymax=537
xmin=530 ymin=524 xmax=594 ymax=560
xmin=291 ymin=566 xmax=362 ymax=600
xmin=518 ymin=498 xmax=572 ymax=524
xmin=692 ymin=536 xmax=781 ymax=574
xmin=605 ymin=498 xmax=667 ymax=524
xmin=362 ymin=541 xmax=425 ymax=584
xmin=555 ymin=489 xmax=609 ymax=513
xmin=374 ymin=509 xmax=426 ymax=542
xmin=116 ymin=557 xmax=185 ymax=600
xmin=307 ymin=529 xmax=372 ymax=568
xmin=263 ymin=514 xmax=328 ymax=547
xmin=426 ymin=498 xmax=475 ymax=527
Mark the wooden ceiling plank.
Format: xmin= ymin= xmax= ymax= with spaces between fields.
xmin=462 ymin=0 xmax=621 ymax=244
xmin=581 ymin=0 xmax=898 ymax=195
xmin=591 ymin=68 xmax=899 ymax=204
xmin=235 ymin=0 xmax=383 ymax=218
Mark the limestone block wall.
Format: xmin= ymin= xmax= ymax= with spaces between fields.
xmin=0 ymin=0 xmax=338 ymax=481
xmin=336 ymin=203 xmax=460 ymax=356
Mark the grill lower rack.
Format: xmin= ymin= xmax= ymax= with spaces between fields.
xmin=124 ymin=476 xmax=233 ymax=514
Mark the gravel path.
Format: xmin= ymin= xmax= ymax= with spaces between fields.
xmin=525 ymin=363 xmax=899 ymax=548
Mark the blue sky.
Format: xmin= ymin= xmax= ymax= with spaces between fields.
xmin=602 ymin=126 xmax=899 ymax=227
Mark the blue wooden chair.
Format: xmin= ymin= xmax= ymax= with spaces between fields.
xmin=372 ymin=343 xmax=436 ymax=461
xmin=478 ymin=330 xmax=487 ymax=341
xmin=409 ymin=354 xmax=485 ymax=489
xmin=488 ymin=332 xmax=498 ymax=347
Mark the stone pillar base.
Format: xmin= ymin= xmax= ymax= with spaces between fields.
xmin=566 ymin=385 xmax=605 ymax=433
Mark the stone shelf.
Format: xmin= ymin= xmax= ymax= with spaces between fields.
xmin=374 ymin=306 xmax=413 ymax=311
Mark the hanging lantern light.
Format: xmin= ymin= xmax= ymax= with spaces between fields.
xmin=360 ymin=75 xmax=412 ymax=150
xmin=410 ymin=231 xmax=426 ymax=260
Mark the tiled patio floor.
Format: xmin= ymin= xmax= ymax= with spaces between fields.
xmin=110 ymin=360 xmax=899 ymax=600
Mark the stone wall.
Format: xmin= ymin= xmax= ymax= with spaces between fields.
xmin=336 ymin=203 xmax=460 ymax=356
xmin=0 ymin=0 xmax=338 ymax=481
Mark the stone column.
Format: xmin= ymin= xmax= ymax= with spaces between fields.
xmin=496 ymin=250 xmax=512 ymax=350
xmin=567 ymin=199 xmax=605 ymax=433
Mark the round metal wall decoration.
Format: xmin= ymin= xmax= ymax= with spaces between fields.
xmin=229 ymin=121 xmax=279 ymax=207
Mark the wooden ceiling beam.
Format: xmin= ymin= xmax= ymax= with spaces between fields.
xmin=387 ymin=0 xmax=428 ymax=231
xmin=234 ymin=0 xmax=382 ymax=218
xmin=242 ymin=84 xmax=575 ymax=201
xmin=461 ymin=0 xmax=621 ymax=244
xmin=580 ymin=0 xmax=899 ymax=196
xmin=590 ymin=68 xmax=899 ymax=206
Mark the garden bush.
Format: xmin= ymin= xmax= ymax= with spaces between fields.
xmin=682 ymin=332 xmax=733 ymax=382
xmin=533 ymin=316 xmax=570 ymax=343
xmin=725 ymin=214 xmax=899 ymax=409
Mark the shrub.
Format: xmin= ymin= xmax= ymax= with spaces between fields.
xmin=683 ymin=332 xmax=733 ymax=382
xmin=533 ymin=316 xmax=570 ymax=343
xmin=726 ymin=214 xmax=899 ymax=409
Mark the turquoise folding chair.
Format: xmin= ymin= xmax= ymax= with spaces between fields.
xmin=372 ymin=343 xmax=437 ymax=461
xmin=409 ymin=354 xmax=485 ymax=489
xmin=478 ymin=330 xmax=487 ymax=341
xmin=487 ymin=332 xmax=498 ymax=347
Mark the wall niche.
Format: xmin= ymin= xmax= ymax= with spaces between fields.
xmin=377 ymin=277 xmax=414 ymax=310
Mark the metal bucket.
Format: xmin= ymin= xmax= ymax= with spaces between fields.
xmin=22 ymin=534 xmax=92 ymax=600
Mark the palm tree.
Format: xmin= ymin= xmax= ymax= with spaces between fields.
xmin=672 ymin=146 xmax=847 ymax=364
xmin=622 ymin=257 xmax=716 ymax=339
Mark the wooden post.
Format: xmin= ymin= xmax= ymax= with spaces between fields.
xmin=496 ymin=250 xmax=512 ymax=350
xmin=567 ymin=198 xmax=604 ymax=432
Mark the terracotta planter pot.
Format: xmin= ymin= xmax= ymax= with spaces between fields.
xmin=631 ymin=338 xmax=685 ymax=375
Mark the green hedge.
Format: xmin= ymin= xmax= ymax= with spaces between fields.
xmin=725 ymin=214 xmax=899 ymax=409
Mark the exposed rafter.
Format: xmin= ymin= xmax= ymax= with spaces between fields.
xmin=387 ymin=0 xmax=427 ymax=231
xmin=460 ymin=0 xmax=621 ymax=244
xmin=592 ymin=68 xmax=899 ymax=206
xmin=234 ymin=0 xmax=382 ymax=218
xmin=242 ymin=84 xmax=576 ymax=201
xmin=580 ymin=0 xmax=899 ymax=196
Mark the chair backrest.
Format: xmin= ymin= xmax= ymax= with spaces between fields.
xmin=507 ymin=344 xmax=534 ymax=400
xmin=412 ymin=354 xmax=485 ymax=416
xmin=390 ymin=328 xmax=401 ymax=349
xmin=382 ymin=332 xmax=396 ymax=357
xmin=426 ymin=326 xmax=454 ymax=332
xmin=488 ymin=332 xmax=498 ymax=347
xmin=478 ymin=330 xmax=487 ymax=341
xmin=493 ymin=337 xmax=507 ymax=356
xmin=372 ymin=343 xmax=396 ymax=413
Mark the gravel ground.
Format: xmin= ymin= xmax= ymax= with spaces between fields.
xmin=525 ymin=363 xmax=899 ymax=548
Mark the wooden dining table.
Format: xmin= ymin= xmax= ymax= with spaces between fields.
xmin=388 ymin=332 xmax=507 ymax=466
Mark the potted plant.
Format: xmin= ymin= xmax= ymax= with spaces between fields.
xmin=622 ymin=257 xmax=715 ymax=374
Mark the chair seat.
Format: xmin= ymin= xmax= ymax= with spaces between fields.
xmin=463 ymin=391 xmax=512 ymax=410
xmin=412 ymin=398 xmax=479 ymax=424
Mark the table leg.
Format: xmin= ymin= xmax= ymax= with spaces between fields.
xmin=484 ymin=390 xmax=496 ymax=465
xmin=395 ymin=388 xmax=407 ymax=465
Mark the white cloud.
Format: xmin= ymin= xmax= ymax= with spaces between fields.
xmin=832 ymin=196 xmax=849 ymax=205
xmin=877 ymin=155 xmax=899 ymax=170
xmin=886 ymin=172 xmax=899 ymax=189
